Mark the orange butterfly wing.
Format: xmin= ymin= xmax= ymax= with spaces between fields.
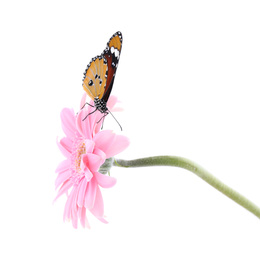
xmin=82 ymin=56 xmax=108 ymax=100
xmin=102 ymin=31 xmax=123 ymax=102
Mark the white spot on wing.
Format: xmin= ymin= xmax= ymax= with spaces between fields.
xmin=111 ymin=46 xmax=120 ymax=58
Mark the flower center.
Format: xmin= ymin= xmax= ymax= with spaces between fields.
xmin=71 ymin=136 xmax=86 ymax=177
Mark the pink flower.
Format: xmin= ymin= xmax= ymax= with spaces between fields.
xmin=55 ymin=95 xmax=129 ymax=228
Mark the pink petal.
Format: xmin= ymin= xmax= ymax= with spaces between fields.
xmin=93 ymin=130 xmax=116 ymax=156
xmin=78 ymin=206 xmax=88 ymax=228
xmin=111 ymin=107 xmax=124 ymax=112
xmin=84 ymin=167 xmax=93 ymax=182
xmin=60 ymin=137 xmax=72 ymax=154
xmin=93 ymin=130 xmax=130 ymax=158
xmin=63 ymin=185 xmax=76 ymax=221
xmin=95 ymin=172 xmax=117 ymax=188
xmin=93 ymin=147 xmax=106 ymax=159
xmin=107 ymin=96 xmax=123 ymax=112
xmin=55 ymin=169 xmax=71 ymax=190
xmin=106 ymin=135 xmax=130 ymax=158
xmin=57 ymin=138 xmax=71 ymax=158
xmin=84 ymin=139 xmax=95 ymax=153
xmin=94 ymin=110 xmax=110 ymax=134
xmin=80 ymin=92 xmax=87 ymax=109
xmin=89 ymin=106 xmax=101 ymax=129
xmin=54 ymin=180 xmax=73 ymax=201
xmin=72 ymin=188 xmax=80 ymax=229
xmin=98 ymin=217 xmax=108 ymax=224
xmin=55 ymin=159 xmax=70 ymax=173
xmin=79 ymin=206 xmax=91 ymax=229
xmin=72 ymin=211 xmax=78 ymax=228
xmin=89 ymin=186 xmax=104 ymax=218
xmin=107 ymin=95 xmax=118 ymax=109
xmin=76 ymin=110 xmax=91 ymax=139
xmin=85 ymin=216 xmax=91 ymax=228
xmin=77 ymin=104 xmax=102 ymax=139
xmin=77 ymin=178 xmax=88 ymax=207
xmin=82 ymin=153 xmax=105 ymax=173
xmin=60 ymin=108 xmax=77 ymax=139
xmin=84 ymin=178 xmax=97 ymax=209
xmin=93 ymin=122 xmax=102 ymax=135
xmin=64 ymin=184 xmax=81 ymax=229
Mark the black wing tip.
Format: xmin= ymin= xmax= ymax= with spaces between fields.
xmin=115 ymin=31 xmax=123 ymax=42
xmin=109 ymin=31 xmax=123 ymax=43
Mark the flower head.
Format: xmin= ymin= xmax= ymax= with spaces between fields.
xmin=55 ymin=95 xmax=129 ymax=228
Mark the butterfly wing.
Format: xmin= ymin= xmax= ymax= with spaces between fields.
xmin=102 ymin=31 xmax=123 ymax=102
xmin=82 ymin=56 xmax=108 ymax=100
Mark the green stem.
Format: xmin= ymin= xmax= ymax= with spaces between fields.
xmin=113 ymin=156 xmax=260 ymax=219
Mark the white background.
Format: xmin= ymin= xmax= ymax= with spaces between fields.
xmin=1 ymin=0 xmax=260 ymax=259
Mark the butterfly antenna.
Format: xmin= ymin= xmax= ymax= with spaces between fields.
xmin=107 ymin=108 xmax=123 ymax=131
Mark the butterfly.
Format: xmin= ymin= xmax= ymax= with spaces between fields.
xmin=82 ymin=31 xmax=123 ymax=129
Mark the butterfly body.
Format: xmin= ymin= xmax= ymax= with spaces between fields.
xmin=94 ymin=97 xmax=108 ymax=114
xmin=82 ymin=32 xmax=123 ymax=118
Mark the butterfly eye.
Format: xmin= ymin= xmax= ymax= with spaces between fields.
xmin=88 ymin=80 xmax=93 ymax=86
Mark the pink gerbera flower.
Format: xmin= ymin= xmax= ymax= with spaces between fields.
xmin=55 ymin=95 xmax=129 ymax=228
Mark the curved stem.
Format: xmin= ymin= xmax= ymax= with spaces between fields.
xmin=113 ymin=156 xmax=260 ymax=219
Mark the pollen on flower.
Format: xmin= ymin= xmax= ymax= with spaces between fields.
xmin=75 ymin=142 xmax=86 ymax=171
xmin=71 ymin=136 xmax=86 ymax=180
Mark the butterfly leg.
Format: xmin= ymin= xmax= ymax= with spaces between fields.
xmin=101 ymin=112 xmax=109 ymax=130
xmin=82 ymin=107 xmax=98 ymax=121
xmin=81 ymin=102 xmax=94 ymax=110
xmin=96 ymin=112 xmax=109 ymax=129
